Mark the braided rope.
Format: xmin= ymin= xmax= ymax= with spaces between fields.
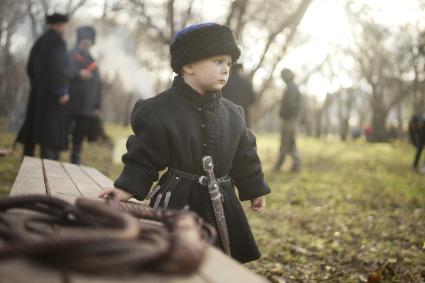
xmin=0 ymin=194 xmax=216 ymax=275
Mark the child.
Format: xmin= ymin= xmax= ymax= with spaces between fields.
xmin=99 ymin=23 xmax=271 ymax=263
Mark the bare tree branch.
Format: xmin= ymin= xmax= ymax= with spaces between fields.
xmin=250 ymin=0 xmax=313 ymax=77
xmin=166 ymin=0 xmax=175 ymax=39
xmin=225 ymin=0 xmax=249 ymax=40
xmin=68 ymin=0 xmax=90 ymax=16
xmin=251 ymin=53 xmax=329 ymax=124
xmin=128 ymin=0 xmax=170 ymax=44
xmin=225 ymin=0 xmax=238 ymax=26
xmin=180 ymin=0 xmax=195 ymax=28
xmin=255 ymin=4 xmax=309 ymax=101
xmin=66 ymin=0 xmax=74 ymax=14
xmin=26 ymin=0 xmax=41 ymax=39
xmin=39 ymin=0 xmax=49 ymax=15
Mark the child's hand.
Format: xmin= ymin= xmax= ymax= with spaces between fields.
xmin=250 ymin=196 xmax=266 ymax=212
xmin=97 ymin=187 xmax=133 ymax=201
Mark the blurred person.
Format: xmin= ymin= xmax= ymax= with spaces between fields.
xmin=221 ymin=63 xmax=256 ymax=127
xmin=68 ymin=26 xmax=102 ymax=164
xmin=16 ymin=13 xmax=70 ymax=160
xmin=273 ymin=68 xmax=303 ymax=172
xmin=351 ymin=126 xmax=362 ymax=140
xmin=363 ymin=124 xmax=373 ymax=142
xmin=408 ymin=113 xmax=425 ymax=173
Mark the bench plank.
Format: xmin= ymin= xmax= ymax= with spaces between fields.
xmin=72 ymin=272 xmax=206 ymax=283
xmin=9 ymin=157 xmax=46 ymax=196
xmin=198 ymin=248 xmax=268 ymax=283
xmin=62 ymin=163 xmax=101 ymax=199
xmin=80 ymin=166 xmax=146 ymax=204
xmin=4 ymin=158 xmax=269 ymax=283
xmin=0 ymin=259 xmax=65 ymax=283
xmin=80 ymin=166 xmax=114 ymax=188
xmin=42 ymin=159 xmax=81 ymax=203
xmin=2 ymin=157 xmax=65 ymax=283
xmin=0 ymin=213 xmax=66 ymax=283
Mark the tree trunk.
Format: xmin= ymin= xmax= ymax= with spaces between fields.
xmin=339 ymin=118 xmax=349 ymax=141
xmin=396 ymin=101 xmax=403 ymax=134
xmin=314 ymin=110 xmax=323 ymax=138
xmin=370 ymin=108 xmax=388 ymax=142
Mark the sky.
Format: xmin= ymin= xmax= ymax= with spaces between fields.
xmin=284 ymin=0 xmax=423 ymax=100
xmin=180 ymin=0 xmax=424 ymax=100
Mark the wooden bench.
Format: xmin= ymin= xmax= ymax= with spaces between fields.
xmin=0 ymin=156 xmax=269 ymax=283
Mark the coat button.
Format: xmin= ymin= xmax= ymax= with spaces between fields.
xmin=197 ymin=107 xmax=202 ymax=112
xmin=201 ymin=124 xmax=206 ymax=128
xmin=203 ymin=143 xmax=207 ymax=147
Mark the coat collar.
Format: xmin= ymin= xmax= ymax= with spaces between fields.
xmin=47 ymin=28 xmax=65 ymax=43
xmin=171 ymin=76 xmax=222 ymax=104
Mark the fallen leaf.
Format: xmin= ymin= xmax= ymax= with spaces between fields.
xmin=367 ymin=272 xmax=383 ymax=283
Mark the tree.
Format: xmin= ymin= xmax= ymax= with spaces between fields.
xmin=109 ymin=0 xmax=314 ymax=113
xmin=0 ymin=0 xmax=91 ymax=118
xmin=344 ymin=3 xmax=413 ymax=141
xmin=25 ymin=0 xmax=92 ymax=40
xmin=0 ymin=0 xmax=27 ymax=116
xmin=335 ymin=88 xmax=356 ymax=141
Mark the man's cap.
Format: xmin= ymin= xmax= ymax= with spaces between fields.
xmin=46 ymin=13 xmax=69 ymax=24
xmin=77 ymin=26 xmax=96 ymax=43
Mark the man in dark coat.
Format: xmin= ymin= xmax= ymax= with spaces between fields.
xmin=68 ymin=26 xmax=102 ymax=164
xmin=273 ymin=68 xmax=303 ymax=172
xmin=408 ymin=113 xmax=425 ymax=172
xmin=99 ymin=23 xmax=271 ymax=264
xmin=16 ymin=13 xmax=70 ymax=160
xmin=221 ymin=63 xmax=256 ymax=127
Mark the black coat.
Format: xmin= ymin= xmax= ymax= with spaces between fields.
xmin=68 ymin=47 xmax=101 ymax=116
xmin=16 ymin=29 xmax=69 ymax=150
xmin=409 ymin=113 xmax=425 ymax=147
xmin=221 ymin=72 xmax=255 ymax=126
xmin=279 ymin=80 xmax=302 ymax=121
xmin=115 ymin=76 xmax=271 ymax=263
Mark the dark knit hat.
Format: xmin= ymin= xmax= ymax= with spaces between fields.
xmin=77 ymin=26 xmax=96 ymax=43
xmin=46 ymin=13 xmax=69 ymax=24
xmin=170 ymin=23 xmax=241 ymax=73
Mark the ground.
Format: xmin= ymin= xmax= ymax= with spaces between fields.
xmin=0 ymin=120 xmax=424 ymax=283
xmin=247 ymin=136 xmax=425 ymax=283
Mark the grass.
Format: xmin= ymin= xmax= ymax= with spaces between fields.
xmin=0 ymin=119 xmax=129 ymax=195
xmin=0 ymin=121 xmax=424 ymax=282
xmin=246 ymin=135 xmax=425 ymax=282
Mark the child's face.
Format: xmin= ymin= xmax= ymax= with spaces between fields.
xmin=184 ymin=54 xmax=232 ymax=93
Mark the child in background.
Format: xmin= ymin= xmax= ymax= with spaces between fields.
xmin=99 ymin=23 xmax=271 ymax=263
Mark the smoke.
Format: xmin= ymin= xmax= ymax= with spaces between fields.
xmin=93 ymin=26 xmax=154 ymax=99
xmin=10 ymin=18 xmax=156 ymax=102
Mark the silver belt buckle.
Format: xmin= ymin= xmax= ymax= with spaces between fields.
xmin=198 ymin=176 xmax=208 ymax=186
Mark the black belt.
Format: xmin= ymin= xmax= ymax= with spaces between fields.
xmin=168 ymin=168 xmax=232 ymax=187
